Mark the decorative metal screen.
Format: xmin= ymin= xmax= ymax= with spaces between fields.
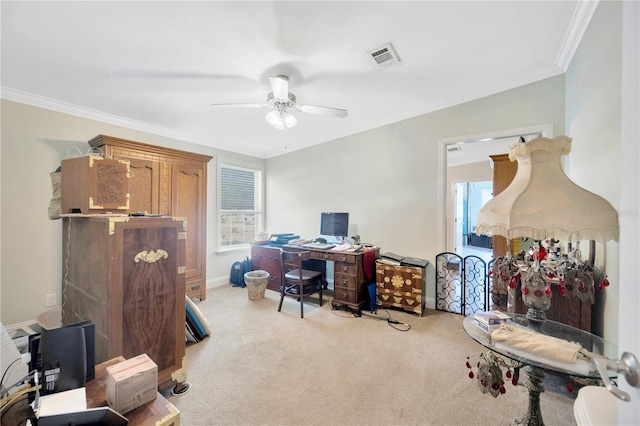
xmin=435 ymin=252 xmax=491 ymax=316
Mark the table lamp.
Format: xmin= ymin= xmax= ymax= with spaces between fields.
xmin=475 ymin=135 xmax=619 ymax=321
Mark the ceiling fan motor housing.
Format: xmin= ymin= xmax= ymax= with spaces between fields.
xmin=267 ymin=92 xmax=296 ymax=109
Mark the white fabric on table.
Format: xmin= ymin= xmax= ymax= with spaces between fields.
xmin=491 ymin=323 xmax=581 ymax=363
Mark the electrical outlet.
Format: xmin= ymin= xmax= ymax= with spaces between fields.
xmin=45 ymin=293 xmax=57 ymax=307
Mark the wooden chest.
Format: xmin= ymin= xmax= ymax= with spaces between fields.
xmin=62 ymin=216 xmax=187 ymax=390
xmin=61 ymin=155 xmax=130 ymax=214
xmin=376 ymin=262 xmax=426 ymax=315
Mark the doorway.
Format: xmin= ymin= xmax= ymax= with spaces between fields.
xmin=438 ymin=123 xmax=553 ymax=255
xmin=453 ymin=181 xmax=492 ymax=262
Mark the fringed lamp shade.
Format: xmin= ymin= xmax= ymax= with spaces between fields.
xmin=476 ymin=136 xmax=619 ymax=244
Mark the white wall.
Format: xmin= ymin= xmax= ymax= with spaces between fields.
xmin=565 ymin=0 xmax=622 ymax=344
xmin=0 ymin=100 xmax=262 ymax=325
xmin=567 ymin=1 xmax=640 ymax=419
xmin=266 ymin=75 xmax=565 ymax=308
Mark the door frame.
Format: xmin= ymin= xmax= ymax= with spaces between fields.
xmin=437 ymin=123 xmax=554 ymax=254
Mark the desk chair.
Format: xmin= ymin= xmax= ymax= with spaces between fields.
xmin=279 ymin=250 xmax=324 ymax=318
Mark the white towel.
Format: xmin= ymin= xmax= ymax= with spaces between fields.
xmin=491 ymin=324 xmax=581 ymax=364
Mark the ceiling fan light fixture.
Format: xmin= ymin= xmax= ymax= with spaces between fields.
xmin=266 ymin=110 xmax=296 ymax=130
xmin=283 ymin=112 xmax=297 ymax=128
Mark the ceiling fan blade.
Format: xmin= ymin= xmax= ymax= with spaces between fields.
xmin=296 ymin=104 xmax=348 ymax=118
xmin=269 ymin=75 xmax=289 ymax=100
xmin=210 ymin=103 xmax=267 ymax=108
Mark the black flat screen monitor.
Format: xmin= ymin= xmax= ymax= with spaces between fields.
xmin=38 ymin=326 xmax=86 ymax=395
xmin=320 ymin=212 xmax=349 ymax=238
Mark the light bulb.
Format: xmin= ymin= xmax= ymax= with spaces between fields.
xmin=265 ymin=110 xmax=282 ymax=128
xmin=283 ymin=112 xmax=297 ymax=128
xmin=266 ymin=110 xmax=296 ymax=130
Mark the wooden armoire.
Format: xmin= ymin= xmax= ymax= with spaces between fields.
xmin=89 ymin=135 xmax=213 ymax=301
xmin=489 ymin=153 xmax=518 ymax=258
xmin=62 ymin=216 xmax=187 ymax=390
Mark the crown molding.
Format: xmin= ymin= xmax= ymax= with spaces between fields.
xmin=555 ymin=0 xmax=600 ymax=71
xmin=1 ymin=86 xmax=167 ymax=133
xmin=0 ymin=86 xmax=267 ymax=158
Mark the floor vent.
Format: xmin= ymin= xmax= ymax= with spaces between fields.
xmin=368 ymin=43 xmax=401 ymax=69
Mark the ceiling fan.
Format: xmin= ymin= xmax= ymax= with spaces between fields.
xmin=211 ymin=75 xmax=348 ymax=130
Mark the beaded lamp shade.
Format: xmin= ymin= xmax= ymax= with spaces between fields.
xmin=476 ymin=135 xmax=619 ymax=244
xmin=476 ymin=135 xmax=618 ymax=321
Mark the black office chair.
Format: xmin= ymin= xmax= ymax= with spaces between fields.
xmin=279 ymin=250 xmax=324 ymax=318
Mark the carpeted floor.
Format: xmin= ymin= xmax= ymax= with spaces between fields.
xmin=166 ymin=285 xmax=577 ymax=425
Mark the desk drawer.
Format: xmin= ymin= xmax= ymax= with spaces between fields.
xmin=310 ymin=251 xmax=334 ymax=261
xmin=334 ymin=273 xmax=357 ymax=289
xmin=334 ymin=262 xmax=357 ymax=275
xmin=334 ymin=286 xmax=357 ymax=304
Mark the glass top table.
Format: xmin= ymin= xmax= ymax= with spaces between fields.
xmin=463 ymin=313 xmax=618 ymax=426
xmin=463 ymin=313 xmax=617 ymax=379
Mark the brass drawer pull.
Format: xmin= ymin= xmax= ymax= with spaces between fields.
xmin=134 ymin=249 xmax=168 ymax=263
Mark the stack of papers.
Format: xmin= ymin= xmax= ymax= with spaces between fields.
xmin=473 ymin=310 xmax=510 ymax=331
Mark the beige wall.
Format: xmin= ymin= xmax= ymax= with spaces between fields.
xmin=0 ymin=100 xmax=262 ymax=325
xmin=265 ymin=75 xmax=565 ymax=310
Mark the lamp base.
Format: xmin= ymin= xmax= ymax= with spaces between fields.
xmin=525 ymin=305 xmax=547 ymax=322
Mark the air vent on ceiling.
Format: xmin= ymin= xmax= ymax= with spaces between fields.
xmin=368 ymin=43 xmax=401 ymax=69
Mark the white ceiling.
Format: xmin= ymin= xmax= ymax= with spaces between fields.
xmin=1 ymin=1 xmax=588 ymax=159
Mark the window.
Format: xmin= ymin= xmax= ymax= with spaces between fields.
xmin=219 ymin=160 xmax=263 ymax=250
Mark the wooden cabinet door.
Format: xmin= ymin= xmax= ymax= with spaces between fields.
xmin=171 ymin=163 xmax=206 ymax=298
xmin=120 ymin=157 xmax=162 ymax=214
xmin=120 ymin=224 xmax=182 ymax=386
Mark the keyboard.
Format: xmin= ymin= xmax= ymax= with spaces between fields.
xmin=301 ymin=242 xmax=335 ymax=250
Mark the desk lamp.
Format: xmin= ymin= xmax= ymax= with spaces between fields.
xmin=475 ymin=136 xmax=619 ymax=321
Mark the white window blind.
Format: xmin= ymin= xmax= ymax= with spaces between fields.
xmin=219 ymin=163 xmax=263 ymax=248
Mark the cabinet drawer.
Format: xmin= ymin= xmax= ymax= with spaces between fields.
xmin=186 ymin=282 xmax=203 ymax=298
xmin=309 ymin=251 xmax=334 ymax=261
xmin=334 ymin=262 xmax=357 ymax=275
xmin=334 ymin=274 xmax=357 ymax=289
xmin=334 ymin=286 xmax=357 ymax=304
xmin=376 ymin=264 xmax=423 ymax=289
xmin=252 ymin=247 xmax=280 ymax=263
xmin=377 ymin=291 xmax=423 ymax=315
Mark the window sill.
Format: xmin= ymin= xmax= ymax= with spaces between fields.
xmin=216 ymin=245 xmax=250 ymax=255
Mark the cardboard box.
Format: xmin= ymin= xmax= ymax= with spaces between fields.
xmin=106 ymin=353 xmax=158 ymax=414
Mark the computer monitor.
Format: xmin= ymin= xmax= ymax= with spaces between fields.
xmin=28 ymin=321 xmax=95 ymax=386
xmin=320 ymin=212 xmax=349 ymax=238
xmin=38 ymin=326 xmax=87 ymax=395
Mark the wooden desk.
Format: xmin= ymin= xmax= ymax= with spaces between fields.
xmin=87 ymin=357 xmax=180 ymax=426
xmin=0 ymin=358 xmax=179 ymax=426
xmin=251 ymin=244 xmax=378 ymax=312
xmin=283 ymin=245 xmax=379 ymax=313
